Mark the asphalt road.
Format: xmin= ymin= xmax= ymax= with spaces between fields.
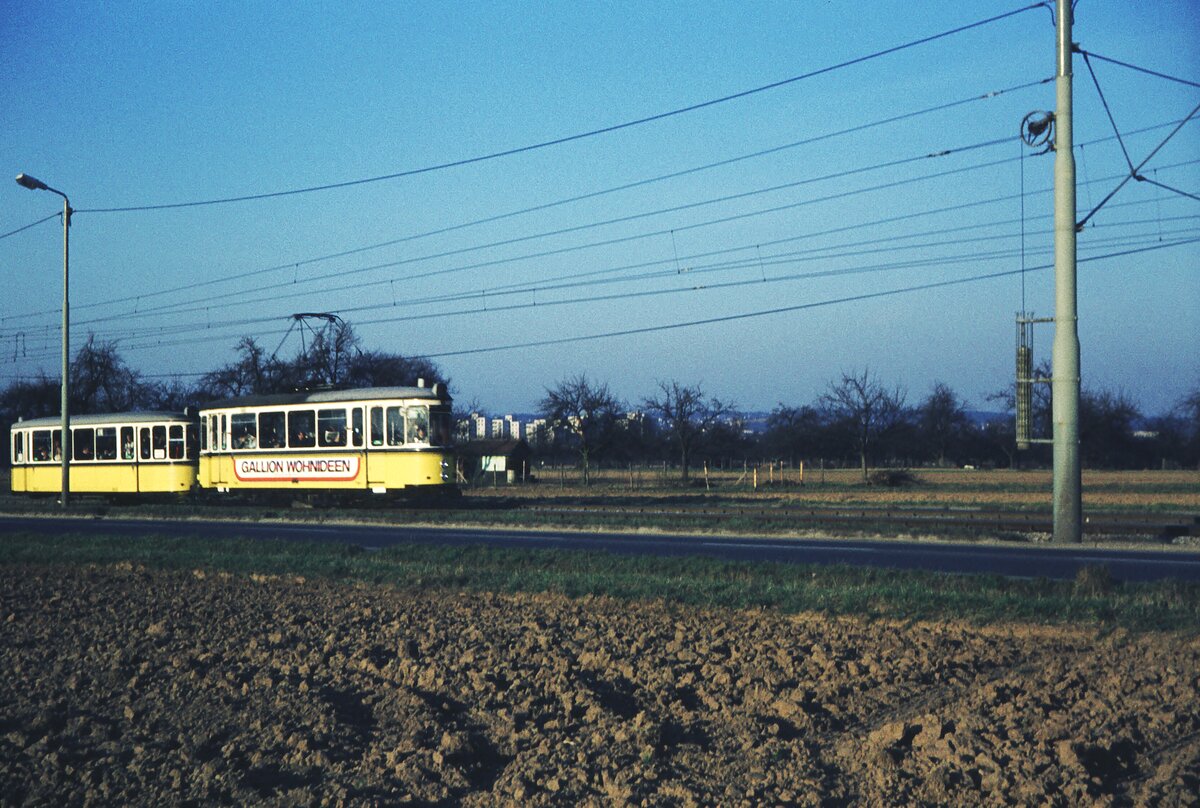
xmin=3 ymin=514 xmax=1199 ymax=583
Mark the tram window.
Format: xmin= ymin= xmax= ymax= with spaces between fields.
xmin=220 ymin=415 xmax=227 ymax=451
xmin=14 ymin=432 xmax=24 ymax=463
xmin=33 ymin=431 xmax=51 ymax=462
xmin=74 ymin=428 xmax=95 ymax=461
xmin=370 ymin=407 xmax=384 ymax=446
xmin=260 ymin=411 xmax=285 ymax=449
xmin=209 ymin=416 xmax=218 ymax=452
xmin=231 ymin=413 xmax=257 ymax=450
xmin=351 ymin=408 xmax=363 ymax=448
xmin=407 ymin=406 xmax=429 ymax=444
xmin=96 ymin=427 xmax=117 ymax=461
xmin=140 ymin=428 xmax=151 ymax=460
xmin=187 ymin=425 xmax=199 ymax=460
xmin=121 ymin=427 xmax=135 ymax=460
xmin=431 ymin=410 xmax=451 ymax=446
xmin=153 ymin=426 xmax=167 ymax=460
xmin=52 ymin=430 xmax=63 ymax=461
xmin=169 ymin=425 xmax=185 ymax=459
xmin=288 ymin=410 xmax=316 ymax=448
xmin=200 ymin=416 xmax=208 ymax=452
xmin=386 ymin=406 xmax=405 ymax=446
xmin=318 ymin=408 xmax=347 ymax=447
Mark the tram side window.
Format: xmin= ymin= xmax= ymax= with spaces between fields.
xmin=288 ymin=410 xmax=316 ymax=448
xmin=187 ymin=425 xmax=199 ymax=459
xmin=74 ymin=428 xmax=95 ymax=461
xmin=318 ymin=408 xmax=347 ymax=447
xmin=370 ymin=407 xmax=384 ymax=447
xmin=386 ymin=406 xmax=405 ymax=446
xmin=200 ymin=416 xmax=208 ymax=452
xmin=351 ymin=408 xmax=363 ymax=448
xmin=121 ymin=427 xmax=135 ymax=459
xmin=96 ymin=427 xmax=117 ymax=461
xmin=14 ymin=432 xmax=24 ymax=463
xmin=231 ymin=413 xmax=257 ymax=449
xmin=140 ymin=428 xmax=151 ymax=460
xmin=153 ymin=426 xmax=167 ymax=460
xmin=169 ymin=425 xmax=185 ymax=459
xmin=431 ymin=409 xmax=451 ymax=446
xmin=407 ymin=406 xmax=429 ymax=444
xmin=209 ymin=416 xmax=218 ymax=452
xmin=260 ymin=411 xmax=285 ymax=449
xmin=33 ymin=431 xmax=51 ymax=462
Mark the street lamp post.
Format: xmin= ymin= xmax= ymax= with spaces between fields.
xmin=15 ymin=173 xmax=72 ymax=508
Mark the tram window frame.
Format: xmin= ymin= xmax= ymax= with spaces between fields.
xmin=318 ymin=408 xmax=347 ymax=448
xmin=386 ymin=406 xmax=405 ymax=446
xmin=169 ymin=425 xmax=185 ymax=460
xmin=153 ymin=425 xmax=167 ymax=460
xmin=288 ymin=410 xmax=316 ymax=448
xmin=370 ymin=407 xmax=384 ymax=447
xmin=259 ymin=411 xmax=285 ymax=449
xmin=351 ymin=408 xmax=363 ymax=448
xmin=121 ymin=427 xmax=135 ymax=460
xmin=33 ymin=430 xmax=51 ymax=463
xmin=96 ymin=427 xmax=118 ymax=461
xmin=231 ymin=413 xmax=257 ymax=450
xmin=13 ymin=431 xmax=24 ymax=463
xmin=74 ymin=428 xmax=95 ymax=462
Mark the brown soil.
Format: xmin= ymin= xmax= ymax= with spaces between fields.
xmin=2 ymin=565 xmax=1197 ymax=806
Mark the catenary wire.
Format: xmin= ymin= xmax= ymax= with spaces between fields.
xmin=72 ymin=5 xmax=1047 ymax=214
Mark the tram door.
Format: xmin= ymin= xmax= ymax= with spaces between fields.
xmin=366 ymin=406 xmax=385 ymax=489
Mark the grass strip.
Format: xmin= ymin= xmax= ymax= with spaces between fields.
xmin=2 ymin=531 xmax=1198 ymax=633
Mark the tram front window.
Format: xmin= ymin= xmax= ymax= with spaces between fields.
xmin=430 ymin=410 xmax=451 ymax=446
xmin=169 ymin=425 xmax=185 ymax=459
xmin=407 ymin=406 xmax=429 ymax=444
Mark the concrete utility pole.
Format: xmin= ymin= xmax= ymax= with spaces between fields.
xmin=1052 ymin=0 xmax=1082 ymax=543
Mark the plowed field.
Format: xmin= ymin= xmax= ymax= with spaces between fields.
xmin=2 ymin=564 xmax=1197 ymax=806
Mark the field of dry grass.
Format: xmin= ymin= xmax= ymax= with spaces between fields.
xmin=475 ymin=466 xmax=1200 ymax=512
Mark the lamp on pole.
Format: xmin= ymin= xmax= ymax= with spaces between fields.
xmin=15 ymin=172 xmax=72 ymax=508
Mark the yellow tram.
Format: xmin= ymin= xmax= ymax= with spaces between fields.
xmin=9 ymin=412 xmax=199 ymax=495
xmin=198 ymin=384 xmax=455 ymax=496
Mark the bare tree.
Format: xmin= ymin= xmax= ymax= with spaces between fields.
xmin=917 ymin=381 xmax=971 ymax=467
xmin=70 ymin=334 xmax=157 ymax=413
xmin=821 ymin=368 xmax=906 ymax=482
xmin=539 ymin=374 xmax=622 ymax=485
xmin=642 ymin=380 xmax=735 ymax=481
xmin=197 ymin=337 xmax=282 ymax=399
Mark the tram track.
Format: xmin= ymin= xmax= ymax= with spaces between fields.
xmin=517 ymin=502 xmax=1200 ymax=539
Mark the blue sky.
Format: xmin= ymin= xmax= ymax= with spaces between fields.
xmin=3 ymin=1 xmax=1197 ymax=415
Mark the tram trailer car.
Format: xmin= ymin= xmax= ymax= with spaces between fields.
xmin=198 ymin=384 xmax=456 ymax=497
xmin=10 ymin=412 xmax=198 ymax=495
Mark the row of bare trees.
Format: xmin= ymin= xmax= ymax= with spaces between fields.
xmin=535 ymin=369 xmax=1200 ymax=482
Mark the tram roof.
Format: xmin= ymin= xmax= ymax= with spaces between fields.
xmin=200 ymin=384 xmax=450 ymax=411
xmin=12 ymin=411 xmax=191 ymax=429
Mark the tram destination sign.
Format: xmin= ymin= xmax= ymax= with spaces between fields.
xmin=234 ymin=456 xmax=360 ymax=482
